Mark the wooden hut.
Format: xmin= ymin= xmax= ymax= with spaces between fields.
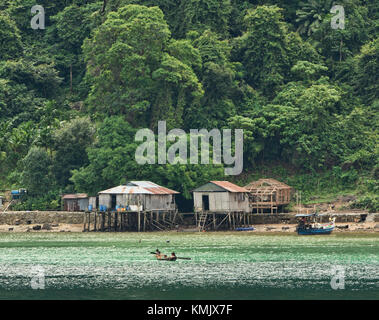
xmin=193 ymin=181 xmax=249 ymax=213
xmin=93 ymin=181 xmax=179 ymax=232
xmin=244 ymin=179 xmax=292 ymax=214
xmin=98 ymin=181 xmax=179 ymax=212
xmin=62 ymin=193 xmax=89 ymax=211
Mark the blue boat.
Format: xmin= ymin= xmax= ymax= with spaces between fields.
xmin=235 ymin=226 xmax=255 ymax=231
xmin=296 ymin=213 xmax=335 ymax=235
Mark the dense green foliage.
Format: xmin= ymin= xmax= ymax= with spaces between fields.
xmin=0 ymin=1 xmax=377 ymax=211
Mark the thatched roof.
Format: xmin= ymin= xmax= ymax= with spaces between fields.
xmin=245 ymin=179 xmax=291 ymax=193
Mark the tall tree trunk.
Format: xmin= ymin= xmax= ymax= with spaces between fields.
xmin=101 ymin=0 xmax=107 ymax=13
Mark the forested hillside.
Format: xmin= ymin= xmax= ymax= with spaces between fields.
xmin=0 ymin=0 xmax=377 ymax=211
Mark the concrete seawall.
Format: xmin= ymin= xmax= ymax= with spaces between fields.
xmin=0 ymin=211 xmax=84 ymax=225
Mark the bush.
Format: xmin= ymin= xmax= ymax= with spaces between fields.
xmin=350 ymin=195 xmax=379 ymax=213
xmin=11 ymin=191 xmax=61 ymax=211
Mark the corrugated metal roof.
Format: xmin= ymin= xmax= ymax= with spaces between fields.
xmin=99 ymin=186 xmax=151 ymax=195
xmin=210 ymin=181 xmax=248 ymax=193
xmin=144 ymin=186 xmax=179 ymax=194
xmin=211 ymin=181 xmax=247 ymax=192
xmin=128 ymin=181 xmax=161 ymax=188
xmin=62 ymin=193 xmax=88 ymax=200
xmin=99 ymin=182 xmax=179 ymax=195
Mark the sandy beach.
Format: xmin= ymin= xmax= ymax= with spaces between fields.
xmin=0 ymin=223 xmax=84 ymax=233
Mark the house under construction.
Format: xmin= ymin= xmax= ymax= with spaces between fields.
xmin=245 ymin=179 xmax=292 ymax=214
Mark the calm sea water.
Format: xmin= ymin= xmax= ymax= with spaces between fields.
xmin=0 ymin=232 xmax=378 ymax=300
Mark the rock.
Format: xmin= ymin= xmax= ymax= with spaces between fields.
xmin=26 ymin=220 xmax=32 ymax=225
xmin=59 ymin=230 xmax=65 ymax=232
xmin=42 ymin=223 xmax=52 ymax=230
xmin=374 ymin=224 xmax=379 ymax=229
xmin=282 ymin=226 xmax=290 ymax=230
xmin=51 ymin=224 xmax=59 ymax=227
xmin=15 ymin=220 xmax=21 ymax=226
xmin=8 ymin=228 xmax=13 ymax=231
xmin=32 ymin=225 xmax=41 ymax=231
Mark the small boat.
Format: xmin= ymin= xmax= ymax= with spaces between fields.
xmin=296 ymin=213 xmax=335 ymax=235
xmin=235 ymin=226 xmax=255 ymax=231
xmin=156 ymin=255 xmax=177 ymax=261
xmin=151 ymin=251 xmax=191 ymax=261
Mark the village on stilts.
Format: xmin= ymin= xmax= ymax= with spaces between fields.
xmin=59 ymin=179 xmax=293 ymax=232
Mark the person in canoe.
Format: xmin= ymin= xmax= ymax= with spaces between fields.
xmin=167 ymin=252 xmax=177 ymax=261
xmin=154 ymin=249 xmax=170 ymax=260
xmin=155 ymin=249 xmax=162 ymax=259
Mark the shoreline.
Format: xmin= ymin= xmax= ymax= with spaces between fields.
xmin=0 ymin=221 xmax=377 ymax=234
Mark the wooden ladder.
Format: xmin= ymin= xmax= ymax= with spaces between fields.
xmin=198 ymin=211 xmax=208 ymax=231
xmin=2 ymin=199 xmax=14 ymax=212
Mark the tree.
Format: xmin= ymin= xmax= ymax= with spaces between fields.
xmin=53 ymin=117 xmax=95 ymax=186
xmin=0 ymin=13 xmax=23 ymax=60
xmin=296 ymin=0 xmax=333 ymax=37
xmin=0 ymin=59 xmax=62 ymax=99
xmin=70 ymin=116 xmax=140 ymax=194
xmin=21 ymin=147 xmax=52 ymax=196
xmin=46 ymin=3 xmax=100 ymax=94
xmin=233 ymin=6 xmax=293 ymax=97
xmin=170 ymin=0 xmax=232 ymax=38
xmin=189 ymin=30 xmax=238 ymax=128
xmin=353 ymin=38 xmax=379 ymax=104
xmin=83 ymin=4 xmax=203 ymax=128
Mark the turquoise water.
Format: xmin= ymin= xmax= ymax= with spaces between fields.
xmin=0 ymin=232 xmax=378 ymax=299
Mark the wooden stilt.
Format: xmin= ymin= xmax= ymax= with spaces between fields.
xmin=108 ymin=212 xmax=111 ymax=231
xmin=94 ymin=212 xmax=97 ymax=231
xmin=114 ymin=212 xmax=118 ymax=231
xmin=213 ymin=213 xmax=216 ymax=230
xmin=143 ymin=211 xmax=146 ymax=232
xmin=83 ymin=212 xmax=87 ymax=232
xmin=87 ymin=212 xmax=91 ymax=232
